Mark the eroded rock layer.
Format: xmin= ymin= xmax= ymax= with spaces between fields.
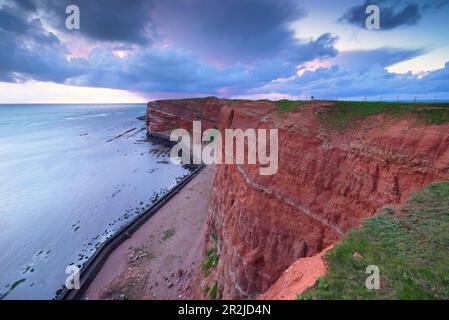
xmin=147 ymin=97 xmax=226 ymax=134
xmin=147 ymin=98 xmax=449 ymax=299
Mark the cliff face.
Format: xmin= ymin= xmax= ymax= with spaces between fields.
xmin=146 ymin=97 xmax=226 ymax=135
xmin=146 ymin=98 xmax=449 ymax=300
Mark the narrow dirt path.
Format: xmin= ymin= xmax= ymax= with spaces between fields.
xmin=83 ymin=165 xmax=216 ymax=300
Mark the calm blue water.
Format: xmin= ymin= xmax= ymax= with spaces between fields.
xmin=0 ymin=104 xmax=190 ymax=299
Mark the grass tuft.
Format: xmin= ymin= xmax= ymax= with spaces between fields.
xmin=202 ymin=233 xmax=219 ymax=276
xmin=209 ymin=283 xmax=218 ymax=300
xmin=162 ymin=228 xmax=175 ymax=241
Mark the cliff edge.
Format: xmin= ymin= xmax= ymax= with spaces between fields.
xmin=147 ymin=98 xmax=449 ymax=299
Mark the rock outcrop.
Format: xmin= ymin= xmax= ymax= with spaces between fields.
xmin=146 ymin=98 xmax=449 ymax=300
xmin=147 ymin=97 xmax=226 ymax=135
xmin=258 ymin=245 xmax=333 ymax=300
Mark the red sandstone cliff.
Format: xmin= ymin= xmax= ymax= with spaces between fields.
xmin=147 ymin=97 xmax=227 ymax=135
xmin=147 ymin=98 xmax=449 ymax=300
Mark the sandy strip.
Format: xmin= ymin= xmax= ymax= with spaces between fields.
xmin=83 ymin=165 xmax=215 ymax=300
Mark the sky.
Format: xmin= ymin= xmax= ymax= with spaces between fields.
xmin=0 ymin=0 xmax=448 ymax=103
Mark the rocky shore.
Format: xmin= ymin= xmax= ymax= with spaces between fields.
xmin=84 ymin=165 xmax=216 ymax=300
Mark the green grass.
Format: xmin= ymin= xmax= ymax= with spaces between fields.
xmin=300 ymin=181 xmax=449 ymax=300
xmin=209 ymin=282 xmax=218 ymax=300
xmin=162 ymin=228 xmax=176 ymax=241
xmin=202 ymin=233 xmax=219 ymax=276
xmin=271 ymin=99 xmax=449 ymax=128
xmin=319 ymin=101 xmax=449 ymax=129
xmin=275 ymin=99 xmax=306 ymax=113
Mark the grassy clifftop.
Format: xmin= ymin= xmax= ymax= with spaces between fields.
xmin=299 ymin=182 xmax=449 ymax=300
xmin=274 ymin=99 xmax=449 ymax=128
xmin=321 ymin=101 xmax=449 ymax=129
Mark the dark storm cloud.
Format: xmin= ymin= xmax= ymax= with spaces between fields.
xmin=153 ymin=0 xmax=306 ymax=63
xmin=11 ymin=0 xmax=37 ymax=11
xmin=68 ymin=33 xmax=339 ymax=95
xmin=9 ymin=0 xmax=156 ymax=44
xmin=280 ymin=33 xmax=338 ymax=65
xmin=0 ymin=4 xmax=34 ymax=34
xmin=422 ymin=0 xmax=449 ymax=10
xmin=0 ymin=0 xmax=340 ymax=94
xmin=58 ymin=0 xmax=156 ymax=44
xmin=7 ymin=0 xmax=308 ymax=61
xmin=0 ymin=32 xmax=83 ymax=83
xmin=0 ymin=6 xmax=60 ymax=46
xmin=257 ymin=47 xmax=449 ymax=99
xmin=0 ymin=4 xmax=83 ymax=82
xmin=339 ymin=0 xmax=422 ymax=30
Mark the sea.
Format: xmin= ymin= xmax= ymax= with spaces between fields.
xmin=0 ymin=104 xmax=191 ymax=299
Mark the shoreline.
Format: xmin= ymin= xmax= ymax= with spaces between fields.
xmin=58 ymin=157 xmax=205 ymax=300
xmin=82 ymin=165 xmax=215 ymax=300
